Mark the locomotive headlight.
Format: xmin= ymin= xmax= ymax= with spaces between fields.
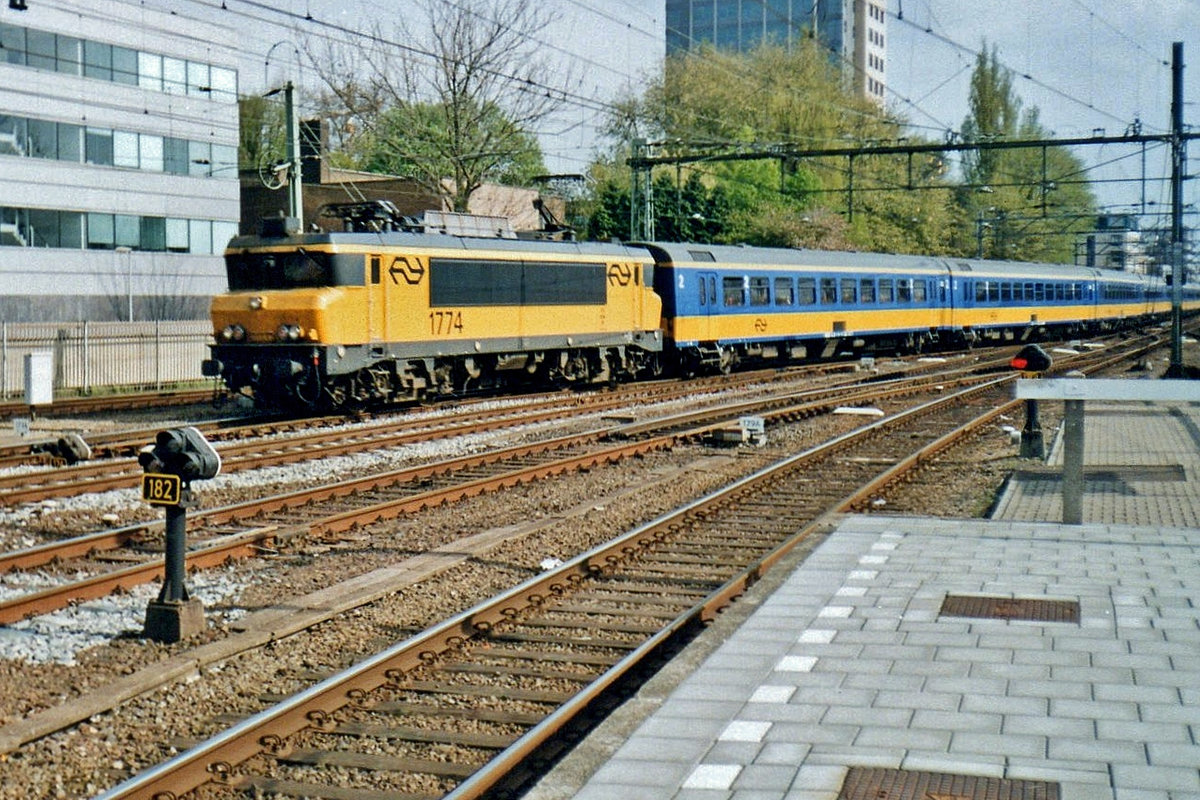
xmin=220 ymin=324 xmax=246 ymax=342
xmin=249 ymin=296 xmax=264 ymax=310
xmin=276 ymin=324 xmax=302 ymax=341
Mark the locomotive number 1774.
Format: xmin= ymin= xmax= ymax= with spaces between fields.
xmin=429 ymin=310 xmax=465 ymax=335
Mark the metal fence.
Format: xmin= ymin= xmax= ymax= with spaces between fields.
xmin=0 ymin=321 xmax=212 ymax=399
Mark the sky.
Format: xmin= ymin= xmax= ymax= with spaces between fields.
xmin=203 ymin=0 xmax=1200 ymax=222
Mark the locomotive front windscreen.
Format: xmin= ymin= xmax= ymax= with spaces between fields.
xmin=225 ymin=249 xmax=364 ymax=290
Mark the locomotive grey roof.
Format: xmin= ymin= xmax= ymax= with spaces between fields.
xmin=228 ymin=230 xmax=649 ymax=261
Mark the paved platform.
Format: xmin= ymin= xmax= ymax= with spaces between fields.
xmin=993 ymin=403 xmax=1200 ymax=528
xmin=525 ymin=401 xmax=1200 ymax=800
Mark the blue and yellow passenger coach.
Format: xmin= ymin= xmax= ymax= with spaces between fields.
xmin=647 ymin=242 xmax=1184 ymax=372
xmin=648 ymin=243 xmax=950 ymax=372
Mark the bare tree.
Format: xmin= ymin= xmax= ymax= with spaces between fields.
xmin=307 ymin=0 xmax=572 ymax=211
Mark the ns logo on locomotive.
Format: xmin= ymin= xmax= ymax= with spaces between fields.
xmin=202 ymin=202 xmax=1199 ymax=412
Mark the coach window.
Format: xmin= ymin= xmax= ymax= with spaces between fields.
xmin=723 ymin=276 xmax=745 ymax=307
xmin=987 ymin=282 xmax=999 ymax=302
xmin=860 ymin=278 xmax=875 ymax=303
xmin=975 ymin=281 xmax=987 ymax=302
xmin=820 ymin=278 xmax=837 ymax=304
xmin=879 ymin=278 xmax=893 ymax=303
xmin=1056 ymin=284 xmax=1066 ymax=301
xmin=774 ymin=277 xmax=794 ymax=305
xmin=897 ymin=278 xmax=912 ymax=303
xmin=1000 ymin=282 xmax=1012 ymax=301
xmin=797 ymin=277 xmax=816 ymax=305
xmin=913 ymin=280 xmax=927 ymax=302
xmin=1034 ymin=283 xmax=1045 ymax=302
xmin=840 ymin=278 xmax=856 ymax=304
xmin=749 ymin=276 xmax=770 ymax=306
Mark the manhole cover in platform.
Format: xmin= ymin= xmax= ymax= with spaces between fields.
xmin=939 ymin=595 xmax=1079 ymax=623
xmin=838 ymin=767 xmax=1060 ymax=799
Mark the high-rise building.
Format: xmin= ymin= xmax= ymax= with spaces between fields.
xmin=665 ymin=0 xmax=887 ymax=104
xmin=0 ymin=0 xmax=239 ymax=322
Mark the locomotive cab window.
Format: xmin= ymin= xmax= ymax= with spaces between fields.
xmin=226 ymin=250 xmax=364 ymax=290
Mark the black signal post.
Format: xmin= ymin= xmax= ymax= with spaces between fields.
xmin=1011 ymin=345 xmax=1052 ymax=460
xmin=137 ymin=427 xmax=221 ymax=643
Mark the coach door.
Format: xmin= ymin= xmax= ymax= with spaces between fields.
xmin=934 ymin=276 xmax=953 ymax=329
xmin=368 ymin=254 xmax=385 ymax=342
xmin=696 ymin=271 xmax=719 ymax=339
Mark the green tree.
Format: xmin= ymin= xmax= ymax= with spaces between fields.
xmin=956 ymin=43 xmax=1096 ymax=262
xmin=593 ymin=42 xmax=959 ymax=252
xmin=344 ymin=100 xmax=546 ymax=195
xmin=307 ymin=0 xmax=567 ymax=211
xmin=238 ymin=94 xmax=286 ymax=178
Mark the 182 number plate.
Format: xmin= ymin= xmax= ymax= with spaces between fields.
xmin=141 ymin=473 xmax=181 ymax=506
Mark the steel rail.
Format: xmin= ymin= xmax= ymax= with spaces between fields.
xmin=0 ymin=366 xmax=996 ymax=575
xmin=92 ymin=377 xmax=1013 ymax=800
xmin=0 ymin=364 xmax=840 ymax=504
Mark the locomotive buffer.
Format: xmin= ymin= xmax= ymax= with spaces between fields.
xmin=137 ymin=427 xmax=221 ymax=643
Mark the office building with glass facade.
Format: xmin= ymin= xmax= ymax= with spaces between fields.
xmin=665 ymin=0 xmax=887 ymax=104
xmin=0 ymin=0 xmax=239 ymax=321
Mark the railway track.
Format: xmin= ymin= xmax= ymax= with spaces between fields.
xmin=0 ymin=332 xmax=1169 ymax=797
xmin=0 ymin=349 xmax=1009 ymax=507
xmin=0 ymin=369 xmax=998 ymax=623
xmin=0 ymin=388 xmax=215 ymax=421
xmin=0 ymin=363 xmax=848 ymax=501
xmin=91 ymin=375 xmax=1026 ymax=800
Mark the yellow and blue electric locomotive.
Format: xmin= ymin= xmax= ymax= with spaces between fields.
xmin=203 ymin=204 xmax=663 ymax=409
